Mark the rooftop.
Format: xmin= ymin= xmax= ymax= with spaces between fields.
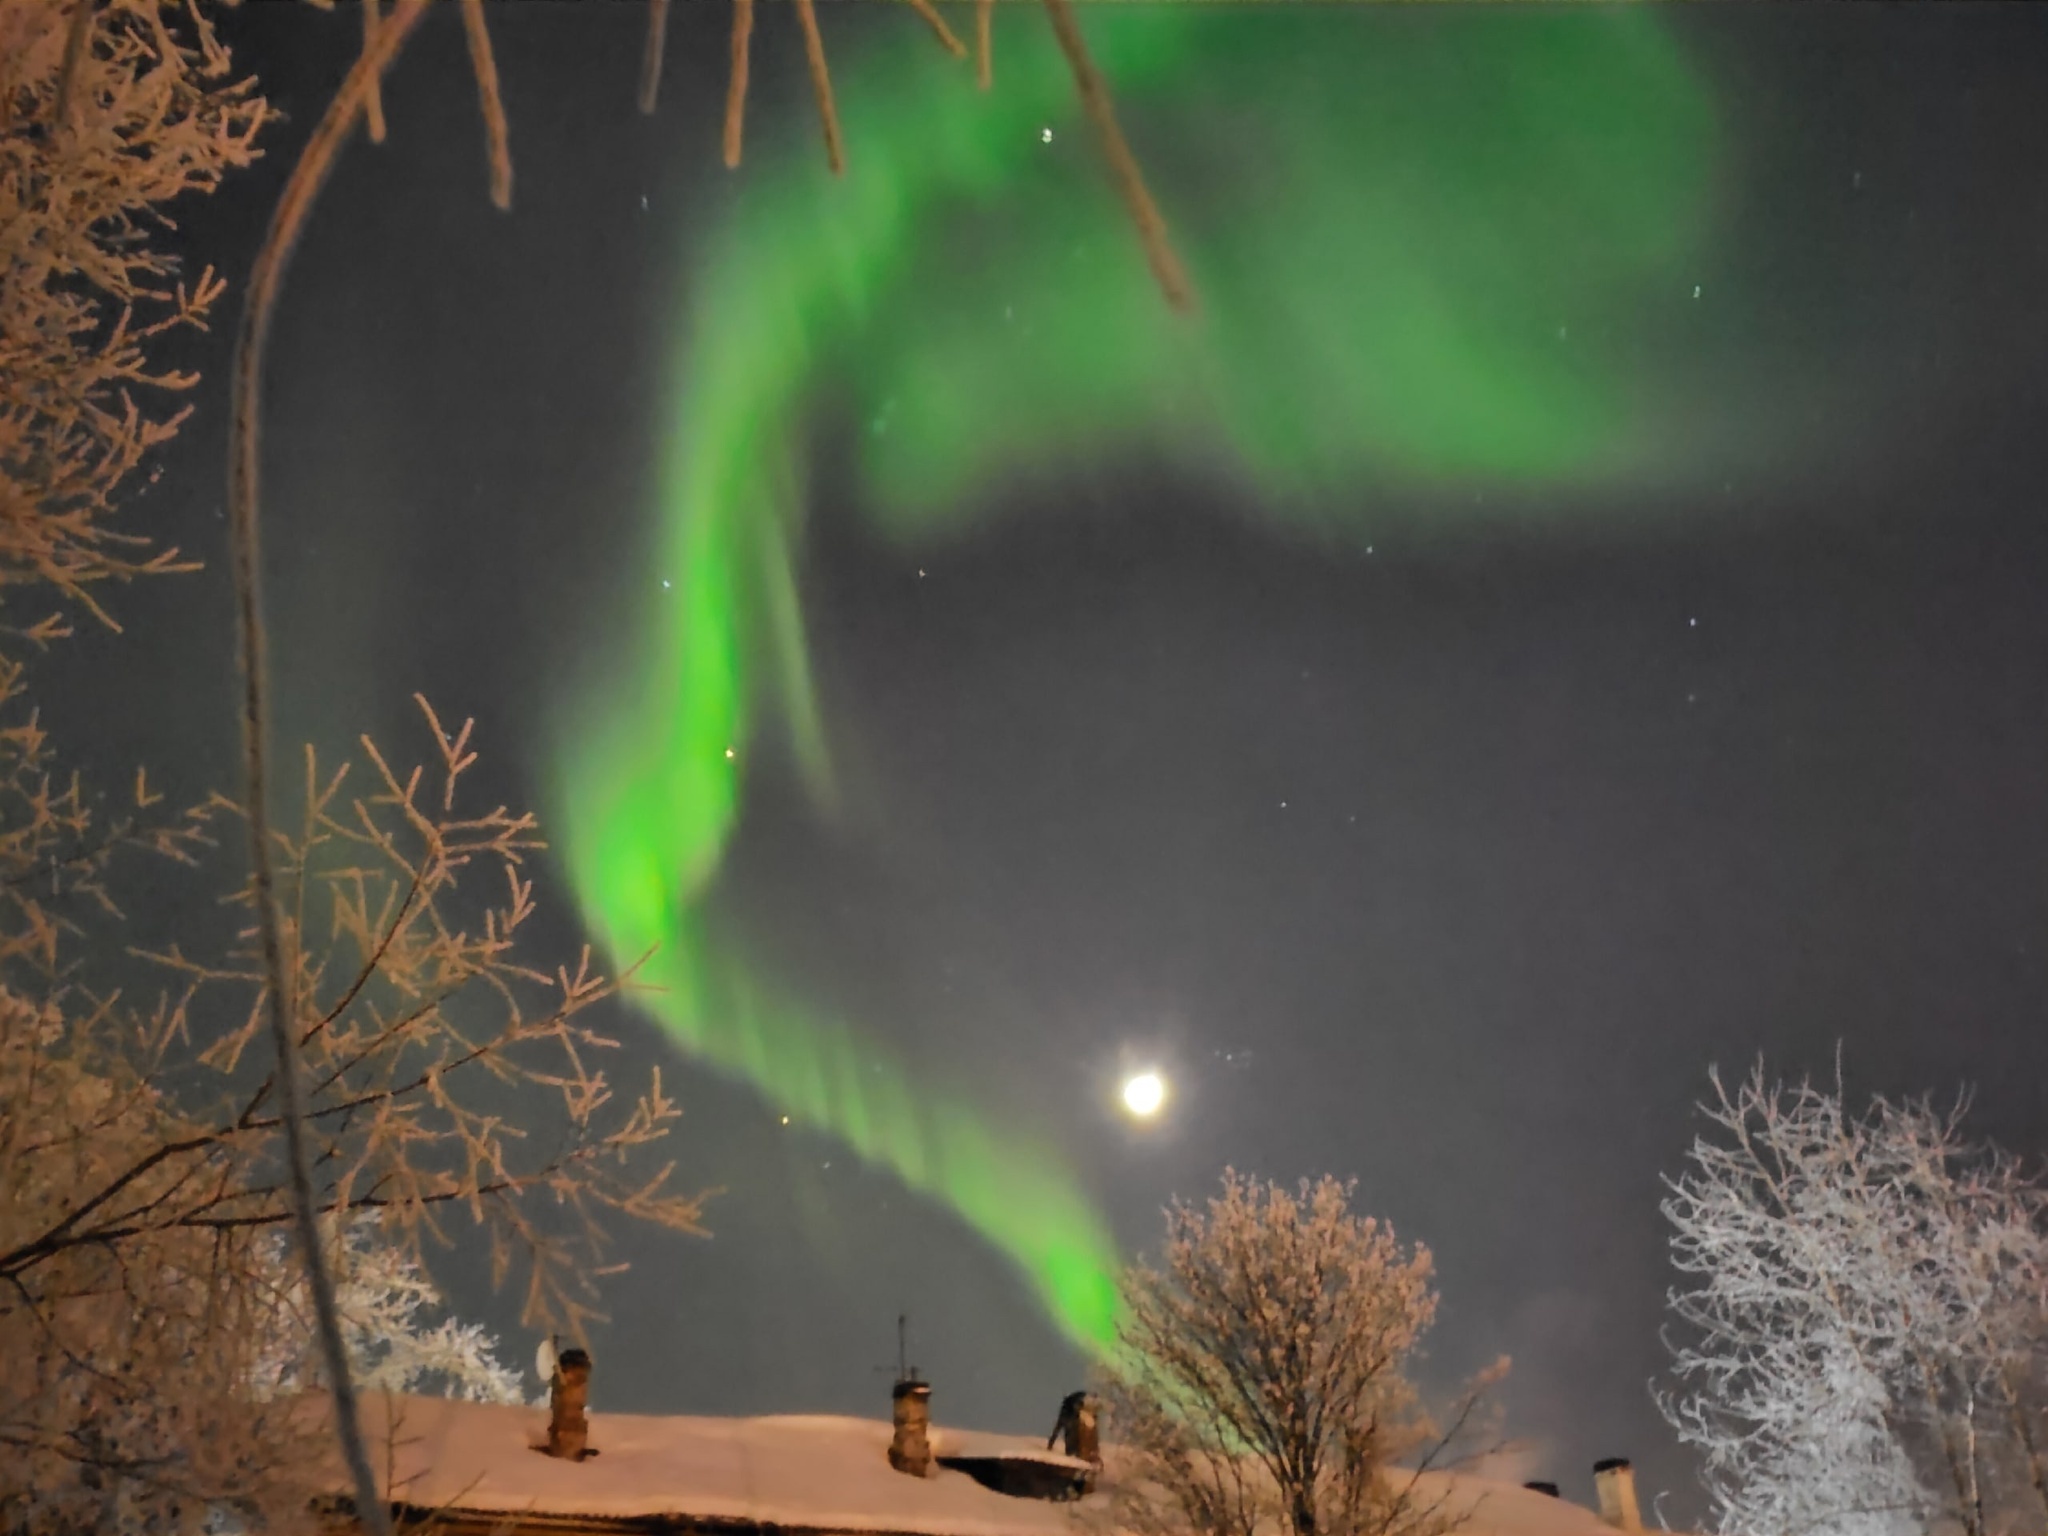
xmin=330 ymin=1395 xmax=1648 ymax=1536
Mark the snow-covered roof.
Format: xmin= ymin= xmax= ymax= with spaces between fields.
xmin=328 ymin=1395 xmax=1638 ymax=1536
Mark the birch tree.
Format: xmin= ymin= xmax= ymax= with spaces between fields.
xmin=1103 ymin=1171 xmax=1502 ymax=1536
xmin=1660 ymin=1064 xmax=2048 ymax=1536
xmin=251 ymin=1216 xmax=527 ymax=1408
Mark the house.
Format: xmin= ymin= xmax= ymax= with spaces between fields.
xmin=319 ymin=1359 xmax=1664 ymax=1536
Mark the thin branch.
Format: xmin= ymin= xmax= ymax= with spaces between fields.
xmin=638 ymin=0 xmax=670 ymax=115
xmin=0 ymin=1131 xmax=223 ymax=1279
xmin=227 ymin=7 xmax=432 ymax=1534
xmin=53 ymin=0 xmax=95 ymax=137
xmin=459 ymin=0 xmax=513 ymax=211
xmin=303 ymin=859 xmax=428 ymax=1041
xmin=792 ymin=0 xmax=843 ymax=177
xmin=1040 ymin=0 xmax=1194 ymax=313
xmin=901 ymin=0 xmax=965 ymax=60
xmin=722 ymin=0 xmax=754 ymax=169
xmin=975 ymin=0 xmax=993 ymax=91
xmin=361 ymin=0 xmax=387 ymax=143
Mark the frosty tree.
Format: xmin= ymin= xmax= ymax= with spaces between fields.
xmin=1 ymin=9 xmax=700 ymax=1532
xmin=0 ymin=693 xmax=705 ymax=1536
xmin=1102 ymin=1171 xmax=1501 ymax=1536
xmin=1 ymin=0 xmax=1192 ymax=1528
xmin=251 ymin=1217 xmax=526 ymax=1407
xmin=0 ymin=0 xmax=265 ymax=620
xmin=1660 ymin=1064 xmax=2048 ymax=1536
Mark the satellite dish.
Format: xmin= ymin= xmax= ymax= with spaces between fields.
xmin=535 ymin=1336 xmax=559 ymax=1386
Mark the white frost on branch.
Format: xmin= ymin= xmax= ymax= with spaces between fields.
xmin=1103 ymin=1170 xmax=1504 ymax=1536
xmin=252 ymin=1218 xmax=526 ymax=1406
xmin=1659 ymin=1063 xmax=2048 ymax=1536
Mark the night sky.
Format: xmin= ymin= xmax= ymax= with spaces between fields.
xmin=50 ymin=3 xmax=2048 ymax=1523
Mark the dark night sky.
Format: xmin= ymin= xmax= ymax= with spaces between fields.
xmin=50 ymin=3 xmax=2048 ymax=1522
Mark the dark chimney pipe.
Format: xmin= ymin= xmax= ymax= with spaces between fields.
xmin=1048 ymin=1391 xmax=1101 ymax=1465
xmin=547 ymin=1348 xmax=593 ymax=1461
xmin=1048 ymin=1390 xmax=1101 ymax=1493
xmin=890 ymin=1379 xmax=933 ymax=1477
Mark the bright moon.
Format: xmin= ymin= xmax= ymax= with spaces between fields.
xmin=1121 ymin=1071 xmax=1167 ymax=1118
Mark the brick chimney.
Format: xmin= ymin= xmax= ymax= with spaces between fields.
xmin=1593 ymin=1459 xmax=1642 ymax=1531
xmin=547 ymin=1348 xmax=593 ymax=1461
xmin=1048 ymin=1391 xmax=1101 ymax=1464
xmin=889 ymin=1379 xmax=933 ymax=1477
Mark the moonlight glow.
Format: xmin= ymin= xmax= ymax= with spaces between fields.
xmin=1122 ymin=1072 xmax=1167 ymax=1119
xmin=554 ymin=6 xmax=1715 ymax=1352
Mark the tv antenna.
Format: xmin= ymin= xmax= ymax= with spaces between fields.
xmin=873 ymin=1312 xmax=921 ymax=1386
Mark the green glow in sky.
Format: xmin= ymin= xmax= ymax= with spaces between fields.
xmin=557 ymin=7 xmax=1714 ymax=1350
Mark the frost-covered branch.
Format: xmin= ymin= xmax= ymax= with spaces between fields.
xmin=0 ymin=0 xmax=268 ymax=624
xmin=250 ymin=1215 xmax=526 ymax=1407
xmin=1659 ymin=1063 xmax=2048 ymax=1536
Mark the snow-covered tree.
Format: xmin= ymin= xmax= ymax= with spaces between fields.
xmin=251 ymin=1217 xmax=526 ymax=1407
xmin=0 ymin=990 xmax=323 ymax=1536
xmin=0 ymin=0 xmax=267 ymax=622
xmin=1 ymin=11 xmax=692 ymax=1510
xmin=1660 ymin=1064 xmax=2048 ymax=1536
xmin=1102 ymin=1171 xmax=1502 ymax=1536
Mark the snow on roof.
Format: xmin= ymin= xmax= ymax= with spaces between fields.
xmin=331 ymin=1395 xmax=1636 ymax=1536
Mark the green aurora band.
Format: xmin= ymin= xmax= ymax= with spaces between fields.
xmin=556 ymin=7 xmax=1717 ymax=1351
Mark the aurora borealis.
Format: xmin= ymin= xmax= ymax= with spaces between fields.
xmin=554 ymin=6 xmax=1717 ymax=1350
xmin=64 ymin=0 xmax=2048 ymax=1511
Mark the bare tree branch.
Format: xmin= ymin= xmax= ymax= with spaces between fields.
xmin=1040 ymin=0 xmax=1192 ymax=314
xmin=792 ymin=0 xmax=843 ymax=176
xmin=225 ymin=9 xmax=433 ymax=1533
xmin=723 ymin=0 xmax=754 ymax=168
xmin=458 ymin=0 xmax=512 ymax=211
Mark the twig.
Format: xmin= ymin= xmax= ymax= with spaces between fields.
xmin=792 ymin=0 xmax=843 ymax=176
xmin=361 ymin=0 xmax=386 ymax=143
xmin=975 ymin=0 xmax=993 ymax=91
xmin=1040 ymin=0 xmax=1193 ymax=313
xmin=227 ymin=8 xmax=432 ymax=1534
xmin=459 ymin=0 xmax=513 ymax=211
xmin=53 ymin=0 xmax=95 ymax=137
xmin=638 ymin=0 xmax=670 ymax=115
xmin=722 ymin=0 xmax=754 ymax=169
xmin=902 ymin=0 xmax=965 ymax=59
